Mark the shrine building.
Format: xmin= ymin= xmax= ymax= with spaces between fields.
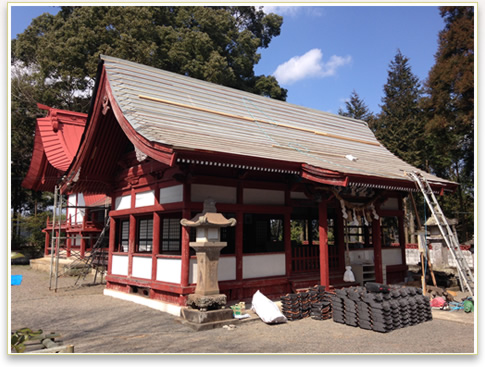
xmin=27 ymin=55 xmax=457 ymax=309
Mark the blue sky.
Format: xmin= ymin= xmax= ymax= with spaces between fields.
xmin=9 ymin=4 xmax=445 ymax=115
xmin=256 ymin=5 xmax=445 ymax=115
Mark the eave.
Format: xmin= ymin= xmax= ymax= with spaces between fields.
xmin=22 ymin=105 xmax=87 ymax=192
xmin=61 ymin=63 xmax=174 ymax=195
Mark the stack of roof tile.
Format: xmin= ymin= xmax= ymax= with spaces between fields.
xmin=298 ymin=290 xmax=311 ymax=319
xmin=331 ymin=284 xmax=432 ymax=333
xmin=280 ymin=293 xmax=302 ymax=321
xmin=281 ymin=285 xmax=335 ymax=321
xmin=310 ymin=285 xmax=333 ymax=320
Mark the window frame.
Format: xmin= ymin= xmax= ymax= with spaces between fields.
xmin=243 ymin=213 xmax=285 ymax=254
xmin=136 ymin=216 xmax=154 ymax=253
xmin=160 ymin=215 xmax=183 ymax=255
xmin=115 ymin=218 xmax=130 ymax=253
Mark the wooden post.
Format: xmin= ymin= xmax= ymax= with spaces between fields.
xmin=152 ymin=212 xmax=161 ymax=282
xmin=318 ymin=200 xmax=329 ymax=288
xmin=66 ymin=233 xmax=72 ymax=258
xmin=235 ymin=211 xmax=244 ymax=279
xmin=128 ymin=214 xmax=136 ymax=277
xmin=284 ymin=211 xmax=292 ymax=276
xmin=180 ymin=209 xmax=191 ymax=288
xmin=108 ymin=216 xmax=116 ymax=275
xmin=44 ymin=231 xmax=50 ymax=256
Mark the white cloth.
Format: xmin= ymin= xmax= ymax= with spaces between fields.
xmin=343 ymin=266 xmax=355 ymax=282
xmin=251 ymin=290 xmax=287 ymax=324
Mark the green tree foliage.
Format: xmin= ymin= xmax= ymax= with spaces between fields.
xmin=10 ymin=66 xmax=54 ymax=247
xmin=422 ymin=6 xmax=474 ymax=241
xmin=10 ymin=6 xmax=286 ymax=247
xmin=338 ymin=89 xmax=374 ymax=123
xmin=12 ymin=6 xmax=286 ymax=112
xmin=371 ymin=50 xmax=427 ymax=171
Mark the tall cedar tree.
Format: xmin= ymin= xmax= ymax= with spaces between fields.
xmin=423 ymin=6 xmax=474 ymax=241
xmin=10 ymin=6 xmax=285 ymax=246
xmin=372 ymin=50 xmax=426 ymax=171
xmin=338 ymin=90 xmax=374 ymax=123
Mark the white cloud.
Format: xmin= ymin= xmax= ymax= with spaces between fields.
xmin=262 ymin=6 xmax=325 ymax=17
xmin=273 ymin=49 xmax=352 ymax=85
xmin=262 ymin=6 xmax=301 ymax=17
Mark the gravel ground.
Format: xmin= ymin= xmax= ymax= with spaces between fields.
xmin=9 ymin=265 xmax=476 ymax=355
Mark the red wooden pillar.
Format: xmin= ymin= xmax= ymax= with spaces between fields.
xmin=80 ymin=233 xmax=86 ymax=259
xmin=373 ymin=217 xmax=383 ymax=283
xmin=128 ymin=214 xmax=136 ymax=277
xmin=108 ymin=216 xmax=116 ymax=274
xmin=235 ymin=211 xmax=244 ymax=280
xmin=318 ymin=200 xmax=329 ymax=288
xmin=66 ymin=233 xmax=72 ymax=258
xmin=235 ymin=183 xmax=244 ymax=299
xmin=181 ymin=182 xmax=191 ymax=289
xmin=284 ymin=211 xmax=292 ymax=276
xmin=151 ymin=212 xmax=161 ymax=282
xmin=180 ymin=209 xmax=191 ymax=288
xmin=44 ymin=231 xmax=50 ymax=256
xmin=398 ymin=197 xmax=406 ymax=265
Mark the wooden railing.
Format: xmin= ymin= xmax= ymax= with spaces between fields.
xmin=291 ymin=244 xmax=340 ymax=273
xmin=292 ymin=245 xmax=320 ymax=273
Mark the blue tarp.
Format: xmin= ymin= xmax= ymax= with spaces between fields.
xmin=11 ymin=275 xmax=23 ymax=286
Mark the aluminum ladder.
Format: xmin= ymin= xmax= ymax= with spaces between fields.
xmin=406 ymin=171 xmax=474 ymax=297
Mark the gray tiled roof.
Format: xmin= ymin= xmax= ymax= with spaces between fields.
xmin=102 ymin=55 xmax=454 ymax=190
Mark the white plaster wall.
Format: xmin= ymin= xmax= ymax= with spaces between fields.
xmin=71 ymin=234 xmax=81 ymax=247
xmin=243 ymin=188 xmax=284 ymax=205
xmin=67 ymin=193 xmax=85 ymax=224
xmin=191 ymin=184 xmax=237 ymax=204
xmin=243 ymin=253 xmax=286 ymax=279
xmin=67 ymin=194 xmax=76 ymax=223
xmin=382 ymin=248 xmax=403 ymax=266
xmin=111 ymin=255 xmax=129 ymax=276
xmin=115 ymin=194 xmax=131 ymax=210
xmin=77 ymin=194 xmax=85 ymax=224
xmin=135 ymin=190 xmax=155 ymax=208
xmin=349 ymin=249 xmax=374 ymax=264
xmin=159 ymin=185 xmax=183 ymax=204
xmin=156 ymin=258 xmax=182 ymax=284
xmin=189 ymin=256 xmax=236 ymax=284
xmin=132 ymin=256 xmax=152 ymax=279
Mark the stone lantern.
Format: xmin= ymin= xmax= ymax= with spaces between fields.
xmin=179 ymin=198 xmax=237 ymax=330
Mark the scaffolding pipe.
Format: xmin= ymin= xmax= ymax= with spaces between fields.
xmin=48 ymin=185 xmax=58 ymax=291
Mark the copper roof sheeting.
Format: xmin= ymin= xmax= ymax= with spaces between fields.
xmin=101 ymin=55 xmax=455 ymax=190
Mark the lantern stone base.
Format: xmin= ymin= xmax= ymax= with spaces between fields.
xmin=180 ymin=308 xmax=234 ymax=331
xmin=186 ymin=293 xmax=227 ymax=311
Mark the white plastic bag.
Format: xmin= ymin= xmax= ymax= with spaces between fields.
xmin=343 ymin=265 xmax=355 ymax=282
xmin=251 ymin=290 xmax=287 ymax=324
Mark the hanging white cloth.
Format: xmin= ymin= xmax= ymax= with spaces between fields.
xmin=343 ymin=265 xmax=355 ymax=282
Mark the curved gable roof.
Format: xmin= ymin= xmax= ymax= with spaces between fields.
xmin=100 ymin=55 xmax=455 ymax=192
xmin=22 ymin=104 xmax=87 ymax=191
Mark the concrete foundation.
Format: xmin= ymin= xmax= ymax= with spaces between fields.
xmin=180 ymin=308 xmax=235 ymax=331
